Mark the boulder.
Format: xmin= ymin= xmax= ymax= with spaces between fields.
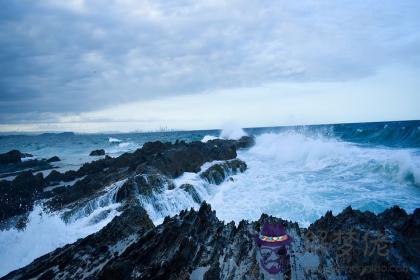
xmin=200 ymin=159 xmax=247 ymax=185
xmin=45 ymin=170 xmax=63 ymax=183
xmin=47 ymin=138 xmax=244 ymax=211
xmin=0 ymin=171 xmax=45 ymax=223
xmin=46 ymin=156 xmax=60 ymax=163
xmin=116 ymin=171 xmax=175 ymax=203
xmin=180 ymin=183 xmax=201 ymax=203
xmin=0 ymin=150 xmax=23 ymax=164
xmin=90 ymin=149 xmax=106 ymax=156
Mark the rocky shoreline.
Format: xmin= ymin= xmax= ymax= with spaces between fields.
xmin=0 ymin=136 xmax=419 ymax=279
xmin=3 ymin=203 xmax=418 ymax=279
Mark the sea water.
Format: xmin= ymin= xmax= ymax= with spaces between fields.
xmin=0 ymin=120 xmax=419 ymax=276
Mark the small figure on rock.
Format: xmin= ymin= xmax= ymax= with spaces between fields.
xmin=255 ymin=223 xmax=292 ymax=278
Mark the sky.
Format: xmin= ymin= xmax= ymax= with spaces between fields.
xmin=0 ymin=0 xmax=419 ymax=133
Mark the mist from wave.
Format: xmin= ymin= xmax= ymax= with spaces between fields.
xmin=207 ymin=129 xmax=420 ymax=226
xmin=0 ymin=203 xmax=121 ymax=277
xmin=0 ymin=120 xmax=418 ymax=276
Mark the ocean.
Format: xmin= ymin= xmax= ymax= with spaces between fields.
xmin=0 ymin=120 xmax=419 ymax=275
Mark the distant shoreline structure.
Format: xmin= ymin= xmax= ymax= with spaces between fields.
xmin=0 ymin=119 xmax=418 ymax=136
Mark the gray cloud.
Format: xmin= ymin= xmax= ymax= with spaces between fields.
xmin=1 ymin=0 xmax=419 ymax=124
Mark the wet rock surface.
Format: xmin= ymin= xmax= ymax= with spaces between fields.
xmin=0 ymin=150 xmax=61 ymax=179
xmin=0 ymin=171 xmax=46 ymax=224
xmin=180 ymin=183 xmax=201 ymax=203
xmin=90 ymin=149 xmax=106 ymax=156
xmin=45 ymin=137 xmax=245 ymax=212
xmin=2 ymin=135 xmax=418 ymax=279
xmin=200 ymin=159 xmax=247 ymax=185
xmin=3 ymin=204 xmax=154 ymax=280
xmin=46 ymin=156 xmax=61 ymax=163
xmin=0 ymin=137 xmax=253 ymax=227
xmin=3 ymin=203 xmax=418 ymax=280
xmin=0 ymin=150 xmax=26 ymax=164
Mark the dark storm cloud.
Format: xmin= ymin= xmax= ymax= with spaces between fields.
xmin=0 ymin=0 xmax=420 ymax=124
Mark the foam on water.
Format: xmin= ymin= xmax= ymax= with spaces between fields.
xmin=207 ymin=131 xmax=420 ymax=227
xmin=0 ymin=203 xmax=121 ymax=277
xmin=106 ymin=141 xmax=138 ymax=156
xmin=201 ymin=135 xmax=220 ymax=143
xmin=219 ymin=123 xmax=247 ymax=140
xmin=108 ymin=137 xmax=122 ymax=143
xmin=137 ymin=161 xmax=229 ymax=225
xmin=0 ymin=123 xmax=419 ymax=275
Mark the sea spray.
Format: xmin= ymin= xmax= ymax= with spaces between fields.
xmin=219 ymin=123 xmax=247 ymax=140
xmin=0 ymin=203 xmax=121 ymax=277
xmin=208 ymin=130 xmax=420 ymax=227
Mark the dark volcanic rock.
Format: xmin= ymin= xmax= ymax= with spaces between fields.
xmin=200 ymin=159 xmax=247 ymax=185
xmin=3 ymin=203 xmax=419 ymax=279
xmin=308 ymin=205 xmax=419 ymax=279
xmin=0 ymin=150 xmax=23 ymax=164
xmin=45 ymin=170 xmax=79 ymax=185
xmin=116 ymin=171 xmax=175 ymax=203
xmin=90 ymin=149 xmax=106 ymax=156
xmin=0 ymin=152 xmax=57 ymax=179
xmin=3 ymin=205 xmax=154 ymax=280
xmin=46 ymin=138 xmax=244 ymax=212
xmin=45 ymin=170 xmax=63 ymax=183
xmin=232 ymin=135 xmax=255 ymax=149
xmin=46 ymin=156 xmax=61 ymax=163
xmin=0 ymin=171 xmax=45 ymax=223
xmin=99 ymin=202 xmax=259 ymax=280
xmin=180 ymin=183 xmax=201 ymax=203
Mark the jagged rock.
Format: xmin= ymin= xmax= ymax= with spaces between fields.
xmin=0 ymin=137 xmax=250 ymax=228
xmin=3 ymin=205 xmax=154 ymax=280
xmin=200 ymin=159 xmax=247 ymax=185
xmin=45 ymin=170 xmax=79 ymax=184
xmin=3 ymin=203 xmax=419 ymax=279
xmin=233 ymin=135 xmax=255 ymax=149
xmin=0 ymin=150 xmax=23 ymax=164
xmin=90 ymin=149 xmax=106 ymax=156
xmin=116 ymin=171 xmax=175 ymax=203
xmin=45 ymin=170 xmax=62 ymax=183
xmin=0 ymin=171 xmax=45 ymax=223
xmin=46 ymin=138 xmax=245 ymax=212
xmin=308 ymin=205 xmax=419 ymax=279
xmin=46 ymin=156 xmax=60 ymax=163
xmin=0 ymin=158 xmax=55 ymax=179
xmin=180 ymin=183 xmax=201 ymax=203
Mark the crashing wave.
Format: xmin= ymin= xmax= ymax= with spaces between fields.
xmin=219 ymin=123 xmax=247 ymax=140
xmin=0 ymin=203 xmax=120 ymax=277
xmin=108 ymin=137 xmax=122 ymax=143
xmin=201 ymin=135 xmax=220 ymax=143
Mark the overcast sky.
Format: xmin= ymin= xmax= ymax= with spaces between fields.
xmin=0 ymin=0 xmax=419 ymax=132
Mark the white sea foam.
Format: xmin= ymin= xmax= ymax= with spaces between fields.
xmin=1 ymin=130 xmax=419 ymax=276
xmin=0 ymin=203 xmax=121 ymax=277
xmin=106 ymin=142 xmax=137 ymax=155
xmin=201 ymin=135 xmax=220 ymax=143
xmin=135 ymin=131 xmax=420 ymax=228
xmin=108 ymin=137 xmax=122 ymax=143
xmin=136 ymin=160 xmax=243 ymax=225
xmin=219 ymin=123 xmax=247 ymax=140
xmin=207 ymin=131 xmax=420 ymax=227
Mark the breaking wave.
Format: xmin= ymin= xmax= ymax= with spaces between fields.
xmin=0 ymin=203 xmax=120 ymax=277
xmin=208 ymin=130 xmax=420 ymax=226
xmin=108 ymin=137 xmax=122 ymax=143
xmin=219 ymin=123 xmax=247 ymax=140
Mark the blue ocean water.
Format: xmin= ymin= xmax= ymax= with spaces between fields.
xmin=0 ymin=120 xmax=419 ymax=276
xmin=1 ymin=120 xmax=419 ymax=166
xmin=1 ymin=120 xmax=418 ymax=221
